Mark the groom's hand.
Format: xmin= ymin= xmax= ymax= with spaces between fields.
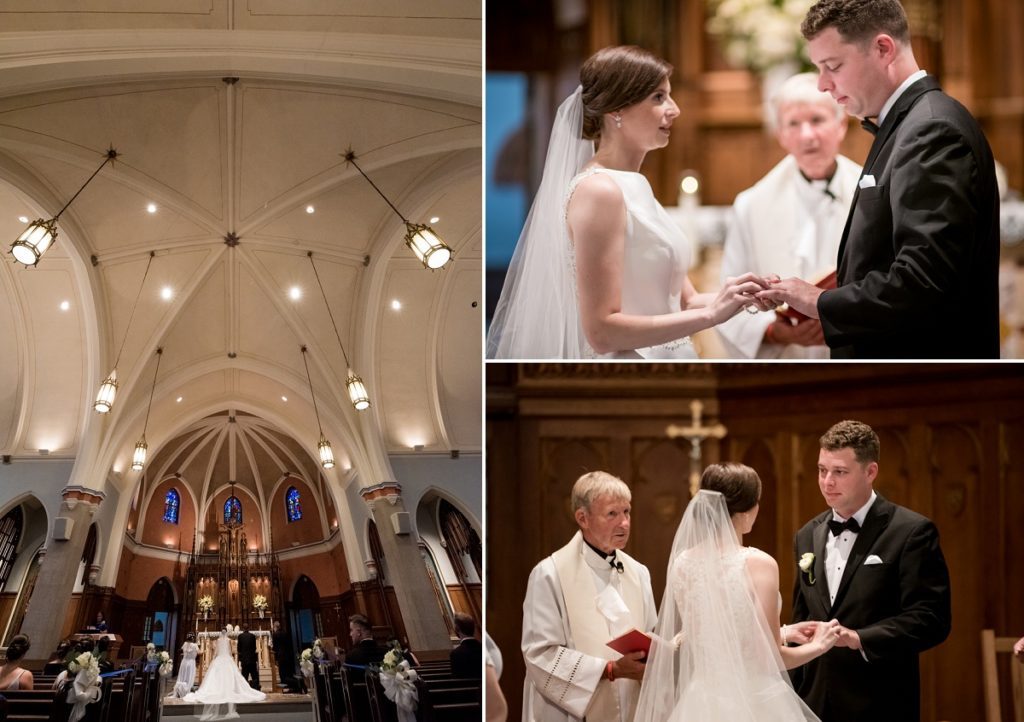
xmin=612 ymin=651 xmax=647 ymax=681
xmin=834 ymin=625 xmax=862 ymax=650
xmin=756 ymin=278 xmax=823 ymax=319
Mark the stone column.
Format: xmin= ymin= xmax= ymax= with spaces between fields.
xmin=20 ymin=486 xmax=104 ymax=664
xmin=360 ymin=482 xmax=450 ymax=650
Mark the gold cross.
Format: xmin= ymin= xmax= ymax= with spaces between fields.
xmin=665 ymin=399 xmax=727 ymax=497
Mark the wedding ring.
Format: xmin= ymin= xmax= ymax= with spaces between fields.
xmin=744 ymin=304 xmax=760 ymax=315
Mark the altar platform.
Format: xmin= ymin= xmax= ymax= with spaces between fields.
xmin=161 ymin=692 xmax=314 ymax=722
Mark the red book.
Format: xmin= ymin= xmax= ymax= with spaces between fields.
xmin=775 ymin=269 xmax=837 ymax=323
xmin=606 ymin=629 xmax=652 ymax=657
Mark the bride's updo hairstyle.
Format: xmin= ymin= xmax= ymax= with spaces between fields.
xmin=580 ymin=45 xmax=673 ymax=141
xmin=699 ymin=463 xmax=761 ymax=516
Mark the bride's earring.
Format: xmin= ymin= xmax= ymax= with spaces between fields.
xmin=613 ymin=114 xmax=622 ymax=129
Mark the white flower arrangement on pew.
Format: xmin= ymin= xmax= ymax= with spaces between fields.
xmin=299 ymin=639 xmax=325 ymax=677
xmin=376 ymin=641 xmax=418 ymax=721
xmin=65 ymin=651 xmax=102 ymax=722
xmin=146 ymin=642 xmax=157 ymax=664
xmin=158 ymin=650 xmax=173 ymax=678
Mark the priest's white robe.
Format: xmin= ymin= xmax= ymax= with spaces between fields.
xmin=521 ymin=532 xmax=657 ymax=722
xmin=716 ymin=153 xmax=862 ymax=359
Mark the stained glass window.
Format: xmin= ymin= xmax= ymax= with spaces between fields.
xmin=163 ymin=489 xmax=180 ymax=524
xmin=286 ymin=486 xmax=302 ymax=522
xmin=224 ymin=496 xmax=242 ymax=524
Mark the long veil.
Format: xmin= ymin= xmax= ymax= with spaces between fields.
xmin=635 ymin=490 xmax=819 ymax=721
xmin=486 ymin=86 xmax=595 ymax=359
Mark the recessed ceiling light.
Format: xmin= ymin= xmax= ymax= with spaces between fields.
xmin=176 ymin=396 xmax=183 ymax=403
xmin=59 ymin=300 xmax=70 ymax=311
xmin=305 ymin=205 xmax=315 ymax=214
xmin=390 ymin=299 xmax=402 ymax=310
xmin=281 ymin=396 xmax=288 ymax=402
xmin=161 ymin=286 xmax=173 ymax=301
xmin=147 ymin=203 xmax=158 ymax=214
xmin=17 ymin=216 xmax=28 ymax=224
xmin=430 ymin=216 xmax=440 ymax=224
xmin=289 ymin=286 xmax=301 ymax=301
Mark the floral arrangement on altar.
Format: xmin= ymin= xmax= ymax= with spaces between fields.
xmin=158 ymin=651 xmax=173 ymax=678
xmin=705 ymin=0 xmax=815 ymax=73
xmin=377 ymin=641 xmax=418 ymax=721
xmin=65 ymin=651 xmax=102 ymax=722
xmin=252 ymin=594 xmax=268 ymax=610
xmin=197 ymin=595 xmax=214 ymax=614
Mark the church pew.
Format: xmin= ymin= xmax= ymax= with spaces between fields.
xmin=0 ymin=687 xmax=72 ymax=722
xmin=337 ymin=665 xmax=371 ymax=722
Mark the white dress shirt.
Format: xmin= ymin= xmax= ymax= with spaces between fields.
xmin=825 ymin=491 xmax=878 ymax=605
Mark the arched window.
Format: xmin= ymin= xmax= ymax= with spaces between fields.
xmin=163 ymin=489 xmax=180 ymax=524
xmin=286 ymin=486 xmax=302 ymax=522
xmin=0 ymin=507 xmax=24 ymax=593
xmin=224 ymin=496 xmax=242 ymax=524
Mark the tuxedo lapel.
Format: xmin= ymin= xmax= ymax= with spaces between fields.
xmin=830 ymin=496 xmax=895 ymax=613
xmin=813 ymin=518 xmax=832 ymax=617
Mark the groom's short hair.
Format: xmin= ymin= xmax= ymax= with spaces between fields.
xmin=820 ymin=420 xmax=880 ymax=465
xmin=801 ymin=0 xmax=910 ymax=46
xmin=571 ymin=471 xmax=631 ymax=513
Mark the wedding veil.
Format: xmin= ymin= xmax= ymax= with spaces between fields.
xmin=486 ymin=86 xmax=595 ymax=359
xmin=635 ymin=490 xmax=818 ymax=721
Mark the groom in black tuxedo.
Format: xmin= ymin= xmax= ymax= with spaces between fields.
xmin=790 ymin=420 xmax=950 ymax=722
xmin=758 ymin=0 xmax=999 ymax=358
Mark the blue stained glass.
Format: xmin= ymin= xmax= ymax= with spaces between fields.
xmin=224 ymin=496 xmax=242 ymax=524
xmin=286 ymin=486 xmax=302 ymax=522
xmin=163 ymin=489 xmax=180 ymax=524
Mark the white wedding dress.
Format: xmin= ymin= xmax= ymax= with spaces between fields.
xmin=566 ymin=167 xmax=698 ymax=359
xmin=169 ymin=641 xmax=199 ymax=698
xmin=636 ymin=491 xmax=818 ymax=721
xmin=183 ymin=633 xmax=265 ymax=720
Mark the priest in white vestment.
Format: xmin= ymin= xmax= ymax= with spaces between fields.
xmin=521 ymin=471 xmax=657 ymax=722
xmin=717 ymin=72 xmax=862 ymax=359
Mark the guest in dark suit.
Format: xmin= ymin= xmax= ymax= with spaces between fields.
xmin=345 ymin=614 xmax=384 ymax=681
xmin=790 ymin=420 xmax=951 ymax=722
xmin=449 ymin=613 xmax=482 ymax=679
xmin=270 ymin=620 xmax=299 ymax=693
xmin=236 ymin=624 xmax=260 ymax=690
xmin=759 ymin=0 xmax=999 ymax=359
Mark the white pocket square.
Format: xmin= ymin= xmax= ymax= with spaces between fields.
xmin=864 ymin=554 xmax=884 ymax=565
xmin=858 ymin=174 xmax=876 ymax=189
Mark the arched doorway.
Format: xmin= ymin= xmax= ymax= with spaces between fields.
xmin=144 ymin=578 xmax=177 ymax=651
xmin=290 ymin=575 xmax=321 ymax=651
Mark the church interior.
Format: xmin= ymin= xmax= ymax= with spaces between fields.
xmin=486 ymin=0 xmax=1024 ymax=357
xmin=0 ymin=1 xmax=481 ymax=719
xmin=487 ymin=363 xmax=1024 ymax=721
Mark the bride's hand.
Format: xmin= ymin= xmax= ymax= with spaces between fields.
xmin=708 ymin=273 xmax=772 ymax=324
xmin=812 ymin=619 xmax=841 ymax=653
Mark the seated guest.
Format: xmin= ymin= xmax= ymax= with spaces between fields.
xmin=0 ymin=634 xmax=34 ymax=690
xmin=345 ymin=614 xmax=385 ymax=680
xmin=449 ymin=613 xmax=482 ymax=678
xmin=44 ymin=639 xmax=74 ymax=675
xmin=94 ymin=637 xmax=114 ymax=675
xmin=93 ymin=611 xmax=109 ymax=632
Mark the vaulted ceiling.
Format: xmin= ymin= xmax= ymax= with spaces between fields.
xmin=0 ymin=3 xmax=482 ymax=510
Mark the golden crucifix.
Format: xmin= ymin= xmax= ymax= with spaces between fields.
xmin=665 ymin=399 xmax=727 ymax=497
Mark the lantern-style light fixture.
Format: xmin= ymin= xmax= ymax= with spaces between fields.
xmin=132 ymin=347 xmax=163 ymax=471
xmin=307 ymin=252 xmax=371 ymax=411
xmin=343 ymin=150 xmax=452 ymax=270
xmin=95 ymin=251 xmax=157 ymax=413
xmin=300 ymin=345 xmax=335 ymax=469
xmin=10 ymin=148 xmax=118 ymax=266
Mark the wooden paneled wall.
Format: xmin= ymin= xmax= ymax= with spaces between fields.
xmin=486 ymin=363 xmax=1024 ymax=722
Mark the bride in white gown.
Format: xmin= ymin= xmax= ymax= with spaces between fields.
xmin=636 ymin=464 xmax=840 ymax=721
xmin=487 ymin=45 xmax=773 ymax=360
xmin=183 ymin=629 xmax=265 ymax=720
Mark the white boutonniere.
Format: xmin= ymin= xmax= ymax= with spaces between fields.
xmin=799 ymin=552 xmax=816 ymax=585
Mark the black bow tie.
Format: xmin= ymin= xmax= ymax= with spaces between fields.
xmin=860 ymin=118 xmax=879 ymax=136
xmin=609 ymin=557 xmax=624 ymax=573
xmin=828 ymin=517 xmax=861 ymax=536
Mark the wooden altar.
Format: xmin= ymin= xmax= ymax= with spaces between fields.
xmin=181 ymin=518 xmax=284 ymax=651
